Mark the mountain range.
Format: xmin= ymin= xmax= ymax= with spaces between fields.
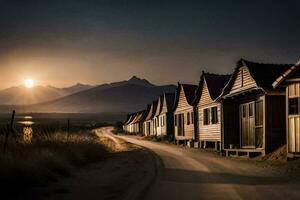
xmin=0 ymin=83 xmax=93 ymax=105
xmin=0 ymin=76 xmax=176 ymax=113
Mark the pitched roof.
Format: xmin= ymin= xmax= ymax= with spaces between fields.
xmin=154 ymin=96 xmax=164 ymax=117
xmin=173 ymin=83 xmax=197 ymax=110
xmin=124 ymin=113 xmax=137 ymax=125
xmin=221 ymin=59 xmax=293 ymax=96
xmin=123 ymin=114 xmax=132 ymax=124
xmin=182 ymin=84 xmax=198 ymax=105
xmin=145 ymin=101 xmax=158 ymax=120
xmin=194 ymin=72 xmax=231 ymax=104
xmin=164 ymin=93 xmax=175 ymax=112
xmin=273 ymin=60 xmax=300 ymax=88
xmin=241 ymin=59 xmax=293 ymax=90
xmin=131 ymin=110 xmax=145 ymax=124
xmin=140 ymin=104 xmax=152 ymax=122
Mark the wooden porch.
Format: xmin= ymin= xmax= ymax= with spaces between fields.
xmin=224 ymin=148 xmax=265 ymax=158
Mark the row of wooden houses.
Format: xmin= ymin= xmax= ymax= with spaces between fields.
xmin=123 ymin=59 xmax=300 ymax=158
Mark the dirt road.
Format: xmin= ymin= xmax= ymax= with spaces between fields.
xmin=116 ymin=134 xmax=300 ymax=200
xmin=43 ymin=127 xmax=156 ymax=200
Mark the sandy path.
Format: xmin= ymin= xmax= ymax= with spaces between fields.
xmin=42 ymin=127 xmax=156 ymax=200
xmin=117 ymin=135 xmax=300 ymax=200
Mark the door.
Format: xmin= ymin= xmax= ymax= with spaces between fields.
xmin=177 ymin=113 xmax=184 ymax=136
xmin=240 ymin=102 xmax=255 ymax=148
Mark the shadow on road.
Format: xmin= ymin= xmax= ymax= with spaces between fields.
xmin=163 ymin=168 xmax=297 ymax=185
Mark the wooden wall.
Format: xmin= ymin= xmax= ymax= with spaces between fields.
xmin=198 ymin=103 xmax=221 ymax=142
xmin=264 ymin=94 xmax=286 ymax=153
xmin=222 ymin=99 xmax=240 ymax=149
xmin=287 ymin=83 xmax=300 ymax=153
xmin=230 ymin=67 xmax=257 ymax=94
xmin=197 ymin=79 xmax=221 ymax=142
xmin=174 ymin=86 xmax=195 ymax=140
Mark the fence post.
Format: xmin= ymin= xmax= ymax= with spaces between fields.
xmin=3 ymin=110 xmax=15 ymax=153
xmin=67 ymin=119 xmax=70 ymax=133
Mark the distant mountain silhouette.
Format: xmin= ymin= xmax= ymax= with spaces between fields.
xmin=0 ymin=83 xmax=94 ymax=105
xmin=21 ymin=76 xmax=176 ymax=113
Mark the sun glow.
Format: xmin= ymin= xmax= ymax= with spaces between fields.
xmin=24 ymin=79 xmax=34 ymax=88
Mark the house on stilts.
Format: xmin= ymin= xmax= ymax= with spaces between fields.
xmin=272 ymin=60 xmax=300 ymax=158
xmin=173 ymin=83 xmax=197 ymax=144
xmin=221 ymin=59 xmax=293 ymax=157
xmin=193 ymin=72 xmax=230 ymax=150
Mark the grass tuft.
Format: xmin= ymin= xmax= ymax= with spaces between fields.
xmin=0 ymin=130 xmax=108 ymax=189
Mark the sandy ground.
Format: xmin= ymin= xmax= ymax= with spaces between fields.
xmin=40 ymin=127 xmax=156 ymax=200
xmin=117 ymin=134 xmax=300 ymax=200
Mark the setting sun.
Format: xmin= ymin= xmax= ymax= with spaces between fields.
xmin=24 ymin=79 xmax=34 ymax=88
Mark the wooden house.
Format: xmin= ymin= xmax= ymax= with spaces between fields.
xmin=123 ymin=114 xmax=133 ymax=133
xmin=221 ymin=59 xmax=293 ymax=157
xmin=157 ymin=93 xmax=175 ymax=137
xmin=173 ymin=83 xmax=197 ymax=143
xmin=123 ymin=113 xmax=136 ymax=133
xmin=153 ymin=96 xmax=164 ymax=136
xmin=194 ymin=72 xmax=230 ymax=150
xmin=143 ymin=101 xmax=158 ymax=136
xmin=130 ymin=110 xmax=145 ymax=133
xmin=272 ymin=60 xmax=300 ymax=158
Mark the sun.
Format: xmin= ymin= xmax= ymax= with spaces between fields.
xmin=24 ymin=79 xmax=34 ymax=88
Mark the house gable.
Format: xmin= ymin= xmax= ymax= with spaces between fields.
xmin=230 ymin=66 xmax=257 ymax=94
xmin=175 ymin=85 xmax=192 ymax=112
xmin=154 ymin=97 xmax=163 ymax=117
xmin=161 ymin=96 xmax=168 ymax=114
xmin=198 ymin=79 xmax=214 ymax=107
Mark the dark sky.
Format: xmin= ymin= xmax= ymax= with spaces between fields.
xmin=0 ymin=0 xmax=299 ymax=88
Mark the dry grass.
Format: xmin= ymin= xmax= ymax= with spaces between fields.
xmin=0 ymin=130 xmax=108 ymax=190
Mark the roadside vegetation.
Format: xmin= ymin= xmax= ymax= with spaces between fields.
xmin=0 ymin=122 xmax=111 ymax=195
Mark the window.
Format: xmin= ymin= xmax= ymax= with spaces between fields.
xmin=174 ymin=115 xmax=177 ymax=126
xmin=187 ymin=112 xmax=190 ymax=125
xmin=211 ymin=107 xmax=218 ymax=124
xmin=255 ymin=101 xmax=263 ymax=126
xmin=249 ymin=103 xmax=254 ymax=117
xmin=162 ymin=116 xmax=165 ymax=126
xmin=191 ymin=112 xmax=194 ymax=124
xmin=203 ymin=108 xmax=210 ymax=125
xmin=289 ymin=98 xmax=299 ymax=115
xmin=242 ymin=105 xmax=247 ymax=118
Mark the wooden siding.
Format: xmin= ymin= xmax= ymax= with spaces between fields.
xmin=287 ymin=83 xmax=300 ymax=154
xmin=161 ymin=97 xmax=168 ymax=114
xmin=199 ymin=79 xmax=214 ymax=106
xmin=288 ymin=116 xmax=300 ymax=153
xmin=154 ymin=98 xmax=162 ymax=117
xmin=230 ymin=67 xmax=257 ymax=94
xmin=174 ymin=108 xmax=194 ymax=140
xmin=156 ymin=113 xmax=167 ymax=136
xmin=264 ymin=94 xmax=286 ymax=153
xmin=174 ymin=85 xmax=195 ymax=140
xmin=198 ymin=103 xmax=221 ymax=142
xmin=288 ymin=82 xmax=300 ymax=97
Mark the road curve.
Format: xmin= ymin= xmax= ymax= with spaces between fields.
xmin=116 ymin=135 xmax=300 ymax=200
